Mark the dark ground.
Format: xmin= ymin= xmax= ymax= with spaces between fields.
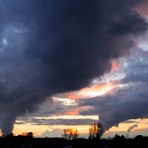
xmin=0 ymin=135 xmax=148 ymax=148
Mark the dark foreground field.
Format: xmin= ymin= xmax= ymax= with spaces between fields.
xmin=0 ymin=135 xmax=148 ymax=148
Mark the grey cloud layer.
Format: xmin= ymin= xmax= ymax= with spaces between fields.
xmin=16 ymin=118 xmax=98 ymax=126
xmin=78 ymin=49 xmax=148 ymax=130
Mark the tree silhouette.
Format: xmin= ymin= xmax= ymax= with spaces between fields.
xmin=89 ymin=122 xmax=103 ymax=139
xmin=62 ymin=128 xmax=79 ymax=140
xmin=27 ymin=132 xmax=33 ymax=138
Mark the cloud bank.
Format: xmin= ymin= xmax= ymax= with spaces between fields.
xmin=0 ymin=0 xmax=147 ymax=134
xmin=78 ymin=49 xmax=148 ymax=131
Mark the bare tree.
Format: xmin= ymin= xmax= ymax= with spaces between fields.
xmin=73 ymin=129 xmax=79 ymax=139
xmin=62 ymin=128 xmax=79 ymax=140
xmin=89 ymin=122 xmax=103 ymax=139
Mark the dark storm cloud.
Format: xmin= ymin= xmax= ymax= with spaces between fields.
xmin=0 ymin=0 xmax=147 ymax=134
xmin=78 ymin=49 xmax=148 ymax=131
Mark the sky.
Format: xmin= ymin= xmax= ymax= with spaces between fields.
xmin=0 ymin=0 xmax=148 ymax=138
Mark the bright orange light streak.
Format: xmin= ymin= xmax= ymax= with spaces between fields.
xmin=66 ymin=81 xmax=117 ymax=100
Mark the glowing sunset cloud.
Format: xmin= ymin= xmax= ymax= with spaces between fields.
xmin=64 ymin=109 xmax=80 ymax=115
xmin=65 ymin=106 xmax=95 ymax=115
xmin=65 ymin=81 xmax=117 ymax=100
xmin=111 ymin=60 xmax=120 ymax=71
xmin=136 ymin=1 xmax=148 ymax=17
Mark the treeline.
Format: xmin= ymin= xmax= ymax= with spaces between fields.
xmin=0 ymin=133 xmax=148 ymax=148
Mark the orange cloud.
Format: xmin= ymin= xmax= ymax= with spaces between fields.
xmin=136 ymin=1 xmax=148 ymax=17
xmin=65 ymin=109 xmax=80 ymax=115
xmin=65 ymin=106 xmax=95 ymax=115
xmin=66 ymin=81 xmax=117 ymax=100
xmin=111 ymin=60 xmax=120 ymax=71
